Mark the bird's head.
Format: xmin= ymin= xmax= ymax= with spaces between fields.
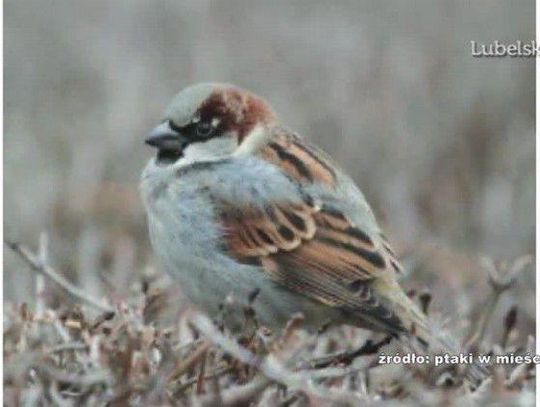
xmin=146 ymin=83 xmax=277 ymax=166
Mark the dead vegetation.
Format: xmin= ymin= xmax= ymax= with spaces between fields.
xmin=3 ymin=237 xmax=535 ymax=406
xmin=4 ymin=2 xmax=534 ymax=405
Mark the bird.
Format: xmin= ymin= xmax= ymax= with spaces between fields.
xmin=140 ymin=82 xmax=485 ymax=383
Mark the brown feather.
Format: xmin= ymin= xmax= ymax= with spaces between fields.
xmin=218 ymin=196 xmax=407 ymax=330
xmin=258 ymin=132 xmax=337 ymax=187
xmin=218 ymin=130 xmax=406 ymax=333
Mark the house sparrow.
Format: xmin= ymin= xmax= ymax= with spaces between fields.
xmin=140 ymin=83 xmax=485 ymax=382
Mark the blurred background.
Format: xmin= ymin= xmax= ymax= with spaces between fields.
xmin=4 ymin=1 xmax=535 ymax=335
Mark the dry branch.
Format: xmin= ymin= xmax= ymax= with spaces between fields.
xmin=466 ymin=255 xmax=531 ymax=351
xmin=188 ymin=311 xmax=368 ymax=404
xmin=5 ymin=240 xmax=114 ymax=313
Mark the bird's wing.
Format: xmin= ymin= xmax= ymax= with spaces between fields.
xmin=258 ymin=130 xmax=404 ymax=274
xmin=215 ymin=131 xmax=407 ymax=333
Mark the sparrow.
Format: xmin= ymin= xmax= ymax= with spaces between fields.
xmin=140 ymin=83 xmax=486 ymax=382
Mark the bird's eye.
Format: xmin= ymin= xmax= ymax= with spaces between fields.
xmin=195 ymin=121 xmax=213 ymax=138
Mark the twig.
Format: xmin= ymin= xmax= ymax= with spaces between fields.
xmin=219 ymin=375 xmax=272 ymax=406
xmin=90 ymin=310 xmax=116 ymax=332
xmin=48 ymin=342 xmax=88 ymax=354
xmin=174 ymin=338 xmax=205 ymax=353
xmin=300 ymin=335 xmax=394 ymax=370
xmin=35 ymin=363 xmax=110 ymax=387
xmin=275 ymin=313 xmax=304 ymax=350
xmin=168 ymin=341 xmax=211 ymax=382
xmin=501 ymin=305 xmax=518 ymax=349
xmin=506 ymin=363 xmax=530 ymax=389
xmin=189 ymin=312 xmax=303 ymax=386
xmin=172 ymin=366 xmax=233 ymax=393
xmin=466 ymin=255 xmax=531 ymax=352
xmin=418 ymin=290 xmax=432 ymax=315
xmin=5 ymin=240 xmax=114 ymax=313
xmin=195 ymin=347 xmax=208 ymax=394
xmin=194 ymin=374 xmax=271 ymax=406
xmin=301 ymin=366 xmax=363 ymax=379
xmin=35 ymin=232 xmax=48 ymax=317
xmin=188 ymin=311 xmax=368 ymax=404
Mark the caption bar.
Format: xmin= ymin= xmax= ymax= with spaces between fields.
xmin=379 ymin=353 xmax=540 ymax=367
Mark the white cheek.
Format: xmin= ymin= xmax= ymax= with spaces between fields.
xmin=233 ymin=124 xmax=268 ymax=157
xmin=175 ymin=136 xmax=237 ymax=167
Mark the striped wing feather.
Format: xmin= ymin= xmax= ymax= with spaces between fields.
xmin=219 ymin=132 xmax=407 ymax=332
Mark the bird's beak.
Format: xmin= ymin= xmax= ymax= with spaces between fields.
xmin=145 ymin=121 xmax=185 ymax=151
